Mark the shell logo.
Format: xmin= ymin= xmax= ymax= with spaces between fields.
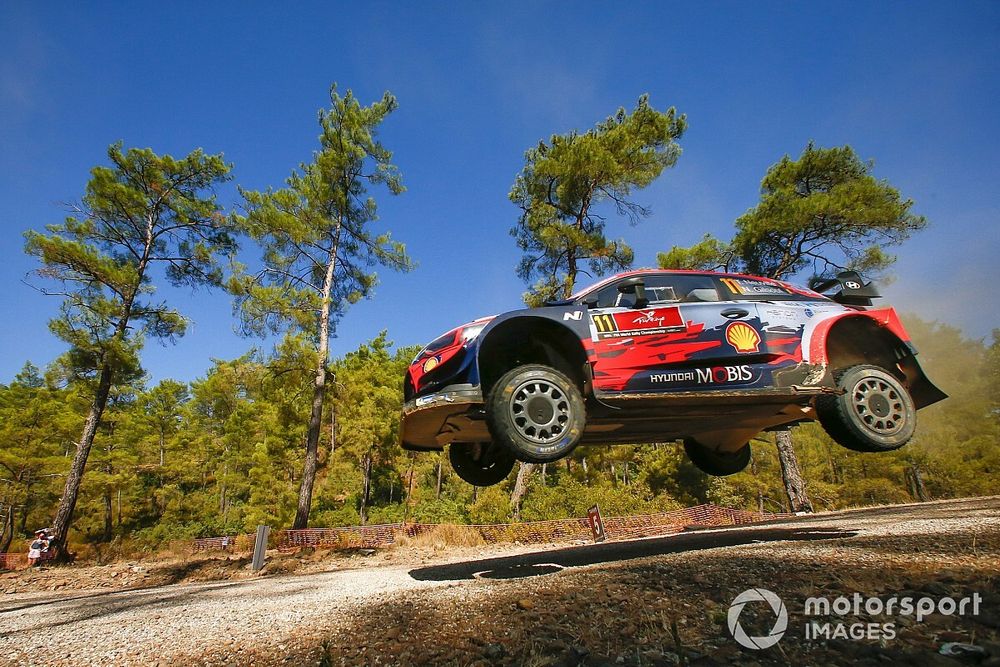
xmin=422 ymin=356 xmax=440 ymax=372
xmin=726 ymin=322 xmax=761 ymax=353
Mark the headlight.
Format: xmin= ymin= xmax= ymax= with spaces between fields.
xmin=460 ymin=323 xmax=487 ymax=342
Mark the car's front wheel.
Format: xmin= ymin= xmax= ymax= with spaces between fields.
xmin=817 ymin=364 xmax=916 ymax=452
xmin=486 ymin=364 xmax=586 ymax=463
xmin=684 ymin=439 xmax=752 ymax=476
xmin=449 ymin=442 xmax=516 ymax=486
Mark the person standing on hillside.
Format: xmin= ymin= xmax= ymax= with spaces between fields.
xmin=27 ymin=529 xmax=49 ymax=566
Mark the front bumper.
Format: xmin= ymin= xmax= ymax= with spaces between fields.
xmin=400 ymin=384 xmax=487 ymax=451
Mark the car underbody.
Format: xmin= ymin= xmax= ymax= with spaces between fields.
xmin=401 ymin=374 xmax=833 ymax=455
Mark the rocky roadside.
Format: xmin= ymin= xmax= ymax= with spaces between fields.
xmin=2 ymin=497 xmax=998 ymax=666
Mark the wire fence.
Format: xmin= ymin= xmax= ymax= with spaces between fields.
xmin=1 ymin=503 xmax=791 ymax=569
xmin=270 ymin=503 xmax=788 ymax=550
xmin=0 ymin=552 xmax=27 ymax=570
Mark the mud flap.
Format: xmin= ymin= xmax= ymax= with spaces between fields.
xmin=898 ymin=355 xmax=947 ymax=409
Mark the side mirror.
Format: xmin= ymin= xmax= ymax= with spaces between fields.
xmin=617 ymin=277 xmax=648 ymax=308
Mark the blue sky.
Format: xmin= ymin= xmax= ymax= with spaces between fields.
xmin=1 ymin=2 xmax=998 ymax=384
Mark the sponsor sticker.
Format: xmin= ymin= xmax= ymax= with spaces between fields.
xmin=726 ymin=321 xmax=761 ymax=353
xmin=763 ymin=307 xmax=798 ymax=321
xmin=650 ymin=364 xmax=759 ymax=387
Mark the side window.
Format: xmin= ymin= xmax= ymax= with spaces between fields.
xmin=589 ymin=284 xmax=622 ymax=309
xmin=586 ymin=275 xmax=721 ymax=308
xmin=642 ymin=275 xmax=720 ymax=304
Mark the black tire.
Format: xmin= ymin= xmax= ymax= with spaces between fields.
xmin=684 ymin=439 xmax=752 ymax=476
xmin=486 ymin=364 xmax=586 ymax=463
xmin=449 ymin=443 xmax=516 ymax=487
xmin=817 ymin=364 xmax=916 ymax=453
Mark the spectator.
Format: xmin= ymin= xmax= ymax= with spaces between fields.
xmin=27 ymin=529 xmax=48 ymax=566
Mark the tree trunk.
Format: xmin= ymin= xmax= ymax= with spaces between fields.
xmin=293 ymin=224 xmax=341 ymax=529
xmin=103 ymin=491 xmax=113 ymax=542
xmin=0 ymin=508 xmax=14 ymax=554
xmin=510 ymin=462 xmax=534 ymax=520
xmin=49 ymin=250 xmax=149 ymax=562
xmin=359 ymin=452 xmax=373 ymax=525
xmin=159 ymin=428 xmax=165 ymax=468
xmin=18 ymin=499 xmax=28 ymax=535
xmin=329 ymin=394 xmax=337 ymax=458
xmin=775 ymin=430 xmax=813 ymax=513
xmin=540 ymin=463 xmax=547 ymax=485
xmin=49 ymin=364 xmax=115 ymax=560
xmin=435 ymin=459 xmax=443 ymax=500
xmin=404 ymin=460 xmax=415 ymax=522
xmin=911 ymin=464 xmax=929 ymax=502
xmin=750 ymin=454 xmax=765 ymax=515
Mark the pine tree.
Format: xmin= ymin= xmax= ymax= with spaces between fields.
xmin=23 ymin=144 xmax=234 ymax=559
xmin=232 ymin=86 xmax=412 ymax=528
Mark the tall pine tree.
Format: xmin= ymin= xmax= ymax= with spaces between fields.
xmin=24 ymin=144 xmax=235 ymax=558
xmin=232 ymin=86 xmax=412 ymax=529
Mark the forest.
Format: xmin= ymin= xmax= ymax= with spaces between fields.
xmin=1 ymin=88 xmax=997 ymax=559
xmin=2 ymin=315 xmax=997 ymax=557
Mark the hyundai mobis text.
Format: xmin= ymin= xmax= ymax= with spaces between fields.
xmin=400 ymin=270 xmax=946 ymax=486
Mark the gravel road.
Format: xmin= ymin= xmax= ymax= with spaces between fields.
xmin=2 ymin=496 xmax=998 ymax=666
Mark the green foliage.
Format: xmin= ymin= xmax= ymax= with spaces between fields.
xmin=734 ymin=143 xmax=925 ymax=278
xmin=663 ymin=142 xmax=926 ymax=281
xmin=468 ymin=486 xmax=512 ymax=524
xmin=657 ymin=234 xmax=731 ymax=272
xmin=232 ymin=86 xmax=411 ymax=338
xmin=25 ymin=143 xmax=235 ymax=384
xmin=510 ymin=95 xmax=686 ymax=305
xmin=1 ymin=317 xmax=994 ymax=551
xmin=230 ymin=85 xmax=413 ymax=528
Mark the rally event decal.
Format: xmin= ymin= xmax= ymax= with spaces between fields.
xmin=592 ymin=307 xmax=686 ymax=339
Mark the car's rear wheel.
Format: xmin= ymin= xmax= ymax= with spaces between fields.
xmin=449 ymin=442 xmax=515 ymax=486
xmin=817 ymin=364 xmax=916 ymax=453
xmin=684 ymin=439 xmax=752 ymax=476
xmin=486 ymin=364 xmax=586 ymax=463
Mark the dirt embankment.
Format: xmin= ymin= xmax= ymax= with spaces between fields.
xmin=2 ymin=497 xmax=998 ymax=667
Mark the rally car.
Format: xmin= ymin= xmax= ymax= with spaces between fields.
xmin=400 ymin=269 xmax=946 ymax=486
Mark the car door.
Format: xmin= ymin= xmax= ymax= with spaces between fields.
xmin=713 ymin=275 xmax=823 ymax=387
xmin=587 ymin=274 xmax=761 ymax=394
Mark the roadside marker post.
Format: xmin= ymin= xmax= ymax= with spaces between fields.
xmin=252 ymin=525 xmax=270 ymax=572
xmin=587 ymin=505 xmax=606 ymax=542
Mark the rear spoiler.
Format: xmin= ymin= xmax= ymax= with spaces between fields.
xmin=808 ymin=271 xmax=881 ymax=307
